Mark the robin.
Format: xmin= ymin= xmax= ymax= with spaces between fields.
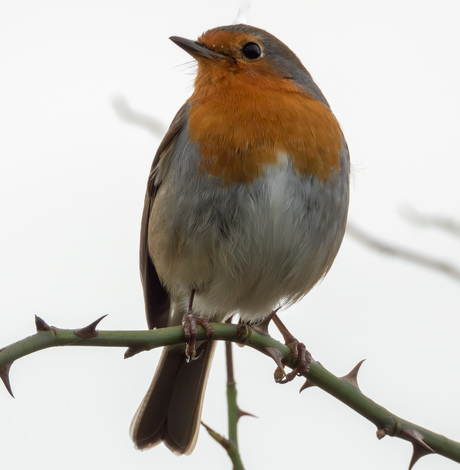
xmin=130 ymin=24 xmax=349 ymax=455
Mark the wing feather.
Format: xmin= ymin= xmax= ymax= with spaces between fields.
xmin=140 ymin=103 xmax=189 ymax=329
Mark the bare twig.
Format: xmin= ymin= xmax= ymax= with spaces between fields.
xmin=347 ymin=223 xmax=460 ymax=283
xmin=401 ymin=206 xmax=460 ymax=239
xmin=111 ymin=95 xmax=165 ymax=137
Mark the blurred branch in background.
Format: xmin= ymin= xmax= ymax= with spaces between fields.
xmin=233 ymin=0 xmax=251 ymax=24
xmin=401 ymin=206 xmax=460 ymax=239
xmin=111 ymin=95 xmax=166 ymax=136
xmin=347 ymin=223 xmax=460 ymax=283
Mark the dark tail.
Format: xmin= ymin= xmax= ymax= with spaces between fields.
xmin=130 ymin=341 xmax=216 ymax=454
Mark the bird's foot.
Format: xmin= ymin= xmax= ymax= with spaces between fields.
xmin=271 ymin=313 xmax=312 ymax=384
xmin=275 ymin=339 xmax=312 ymax=384
xmin=182 ymin=312 xmax=214 ymax=362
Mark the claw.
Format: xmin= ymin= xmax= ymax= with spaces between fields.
xmin=277 ymin=342 xmax=311 ymax=384
xmin=274 ymin=365 xmax=286 ymax=382
xmin=269 ymin=313 xmax=311 ymax=384
xmin=182 ymin=313 xmax=214 ymax=362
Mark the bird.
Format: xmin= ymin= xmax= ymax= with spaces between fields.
xmin=130 ymin=24 xmax=350 ymax=455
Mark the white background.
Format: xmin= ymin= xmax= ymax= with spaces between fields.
xmin=1 ymin=1 xmax=459 ymax=469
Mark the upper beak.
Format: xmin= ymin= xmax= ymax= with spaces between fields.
xmin=169 ymin=36 xmax=226 ymax=60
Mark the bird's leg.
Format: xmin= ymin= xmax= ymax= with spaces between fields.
xmin=182 ymin=289 xmax=214 ymax=362
xmin=271 ymin=313 xmax=312 ymax=384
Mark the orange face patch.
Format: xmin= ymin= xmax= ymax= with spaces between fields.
xmin=187 ymin=31 xmax=343 ymax=184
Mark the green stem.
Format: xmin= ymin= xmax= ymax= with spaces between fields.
xmin=225 ymin=339 xmax=244 ymax=469
xmin=1 ymin=320 xmax=460 ymax=466
xmin=226 ymin=381 xmax=244 ymax=469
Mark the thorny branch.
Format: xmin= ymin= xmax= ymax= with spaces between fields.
xmin=1 ymin=316 xmax=460 ymax=469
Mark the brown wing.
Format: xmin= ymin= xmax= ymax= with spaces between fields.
xmin=140 ymin=103 xmax=189 ymax=329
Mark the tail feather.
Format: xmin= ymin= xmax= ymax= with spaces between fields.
xmin=130 ymin=341 xmax=216 ymax=454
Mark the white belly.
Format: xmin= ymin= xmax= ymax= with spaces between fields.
xmin=149 ymin=156 xmax=347 ymax=323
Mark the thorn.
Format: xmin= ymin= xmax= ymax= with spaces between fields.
xmin=0 ymin=364 xmax=14 ymax=397
xmin=400 ymin=428 xmax=435 ymax=470
xmin=376 ymin=427 xmax=388 ymax=440
xmin=250 ymin=308 xmax=280 ymax=336
xmin=341 ymin=359 xmax=366 ymax=390
xmin=264 ymin=346 xmax=285 ymax=369
xmin=237 ymin=408 xmax=257 ymax=419
xmin=408 ymin=443 xmax=434 ymax=470
xmin=201 ymin=421 xmax=231 ymax=450
xmin=124 ymin=347 xmax=143 ymax=359
xmin=201 ymin=421 xmax=214 ymax=433
xmin=73 ymin=315 xmax=108 ymax=338
xmin=299 ymin=378 xmax=317 ymax=393
xmin=401 ymin=428 xmax=434 ymax=453
xmin=35 ymin=315 xmax=50 ymax=332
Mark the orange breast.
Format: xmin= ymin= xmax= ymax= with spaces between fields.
xmin=188 ymin=69 xmax=343 ymax=184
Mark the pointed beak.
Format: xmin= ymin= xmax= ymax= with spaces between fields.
xmin=169 ymin=36 xmax=226 ymax=60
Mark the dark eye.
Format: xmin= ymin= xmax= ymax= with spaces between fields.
xmin=241 ymin=42 xmax=262 ymax=59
